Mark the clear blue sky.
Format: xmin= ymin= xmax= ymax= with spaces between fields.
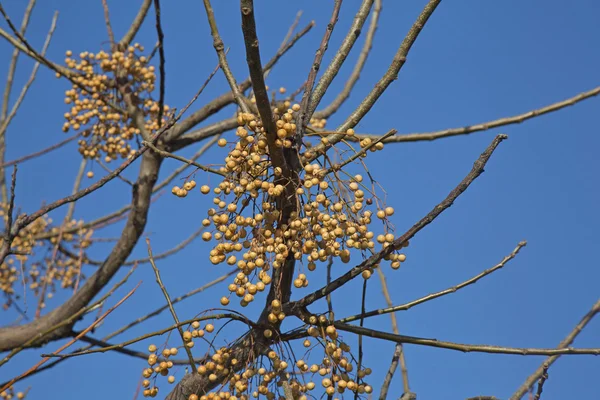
xmin=1 ymin=1 xmax=599 ymax=399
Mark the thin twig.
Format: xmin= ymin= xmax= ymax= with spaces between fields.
xmin=325 ymin=129 xmax=396 ymax=174
xmin=510 ymin=298 xmax=600 ymax=400
xmin=143 ymin=140 xmax=225 ymax=176
xmin=98 ymin=161 xmax=134 ymax=186
xmin=307 ymin=0 xmax=373 ymax=119
xmin=361 ymin=86 xmax=600 ymax=144
xmin=533 ymin=363 xmax=549 ymax=400
xmin=306 ymin=0 xmax=442 ymax=161
xmin=42 ymin=314 xmax=247 ymax=359
xmin=314 ymin=0 xmax=381 ymax=119
xmin=152 ymin=0 xmax=166 ymax=128
xmin=0 ymin=132 xmax=80 ymax=168
xmin=376 ymin=266 xmax=411 ymax=398
xmin=295 ymin=0 xmax=343 ymax=140
xmin=202 ymin=0 xmax=249 ymax=113
xmin=100 ymin=0 xmax=115 ymax=47
xmin=146 ymin=238 xmax=197 ymax=372
xmin=334 ymin=322 xmax=600 ymax=356
xmin=342 ymin=241 xmax=527 ymax=323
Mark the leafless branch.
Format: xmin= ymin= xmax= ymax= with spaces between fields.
xmin=305 ymin=0 xmax=442 ymax=161
xmin=342 ymin=241 xmax=527 ymax=323
xmin=287 ymin=134 xmax=507 ymax=313
xmin=334 ymin=322 xmax=600 ymax=356
xmin=314 ymin=0 xmax=381 ymax=119
xmin=295 ymin=0 xmax=343 ymax=140
xmin=201 ymin=0 xmax=250 ymax=113
xmin=510 ymin=298 xmax=600 ymax=400
xmin=240 ymin=0 xmax=287 ymax=173
xmin=152 ymin=0 xmax=166 ymax=128
xmin=362 ymin=86 xmax=600 ymax=144
xmin=0 ymin=132 xmax=80 ymax=169
xmin=100 ymin=0 xmax=115 ymax=47
xmin=146 ymin=238 xmax=197 ymax=372
xmin=119 ymin=0 xmax=152 ymax=48
xmin=306 ymin=0 xmax=373 ymax=119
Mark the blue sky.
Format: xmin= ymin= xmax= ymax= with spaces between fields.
xmin=1 ymin=1 xmax=599 ymax=399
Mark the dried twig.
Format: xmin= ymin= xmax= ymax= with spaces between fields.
xmin=146 ymin=238 xmax=197 ymax=372
xmin=306 ymin=0 xmax=373 ymax=119
xmin=100 ymin=0 xmax=115 ymax=47
xmin=533 ymin=363 xmax=549 ymax=400
xmin=376 ymin=266 xmax=411 ymax=398
xmin=144 ymin=140 xmax=225 ymax=176
xmin=202 ymin=0 xmax=250 ymax=113
xmin=510 ymin=298 xmax=600 ymax=400
xmin=0 ymin=132 xmax=80 ymax=168
xmin=152 ymin=0 xmax=166 ymax=128
xmin=334 ymin=322 xmax=600 ymax=356
xmin=119 ymin=0 xmax=152 ymax=48
xmin=314 ymin=0 xmax=381 ymax=119
xmin=295 ymin=0 xmax=343 ymax=140
xmin=363 ymin=86 xmax=600 ymax=144
xmin=306 ymin=0 xmax=442 ymax=161
xmin=342 ymin=241 xmax=527 ymax=323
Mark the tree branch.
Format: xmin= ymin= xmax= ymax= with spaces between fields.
xmin=342 ymin=241 xmax=527 ymax=323
xmin=510 ymin=297 xmax=600 ymax=400
xmin=334 ymin=322 xmax=600 ymax=356
xmin=287 ymin=134 xmax=507 ymax=313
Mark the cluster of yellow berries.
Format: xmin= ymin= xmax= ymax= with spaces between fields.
xmin=141 ymin=322 xmax=215 ymax=398
xmin=171 ymin=180 xmax=196 ymax=198
xmin=0 ymin=387 xmax=25 ymax=400
xmin=0 ymin=202 xmax=93 ymax=310
xmin=60 ymin=44 xmax=172 ymax=162
xmin=170 ymin=104 xmax=405 ymax=307
xmin=171 ymin=319 xmax=372 ymax=400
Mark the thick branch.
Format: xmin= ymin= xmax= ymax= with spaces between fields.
xmin=0 ymin=152 xmax=162 ymax=351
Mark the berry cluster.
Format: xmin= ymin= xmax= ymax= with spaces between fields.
xmin=172 ymin=103 xmax=405 ymax=308
xmin=0 ymin=202 xmax=93 ymax=310
xmin=60 ymin=44 xmax=172 ymax=162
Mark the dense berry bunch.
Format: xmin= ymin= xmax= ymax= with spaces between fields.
xmin=0 ymin=203 xmax=93 ymax=310
xmin=172 ymin=104 xmax=405 ymax=307
xmin=141 ymin=318 xmax=373 ymax=400
xmin=60 ymin=44 xmax=172 ymax=162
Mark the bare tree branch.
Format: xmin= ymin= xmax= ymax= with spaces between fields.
xmin=305 ymin=0 xmax=442 ymax=161
xmin=334 ymin=322 xmax=600 ymax=356
xmin=314 ymin=0 xmax=381 ymax=119
xmin=295 ymin=0 xmax=343 ymax=140
xmin=360 ymin=86 xmax=600 ymax=144
xmin=146 ymin=238 xmax=197 ymax=372
xmin=287 ymin=134 xmax=507 ymax=313
xmin=510 ymin=298 xmax=600 ymax=400
xmin=119 ymin=0 xmax=152 ymax=48
xmin=342 ymin=241 xmax=527 ymax=324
